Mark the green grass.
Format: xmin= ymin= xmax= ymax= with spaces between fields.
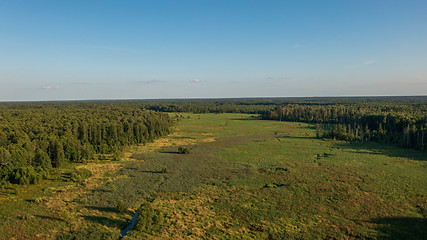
xmin=1 ymin=113 xmax=426 ymax=239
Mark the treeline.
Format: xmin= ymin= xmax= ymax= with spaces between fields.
xmin=261 ymin=104 xmax=427 ymax=151
xmin=135 ymin=98 xmax=277 ymax=114
xmin=0 ymin=103 xmax=172 ymax=186
xmin=145 ymin=103 xmax=273 ymax=114
xmin=136 ymin=96 xmax=427 ymax=114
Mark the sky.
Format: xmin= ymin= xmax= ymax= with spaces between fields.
xmin=0 ymin=0 xmax=426 ymax=101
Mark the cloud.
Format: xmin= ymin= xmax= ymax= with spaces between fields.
xmin=363 ymin=60 xmax=375 ymax=65
xmin=192 ymin=78 xmax=201 ymax=83
xmin=41 ymin=85 xmax=60 ymax=90
xmin=292 ymin=44 xmax=301 ymax=49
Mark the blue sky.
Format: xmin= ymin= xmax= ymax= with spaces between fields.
xmin=0 ymin=0 xmax=426 ymax=101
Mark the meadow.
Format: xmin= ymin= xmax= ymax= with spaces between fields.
xmin=0 ymin=113 xmax=426 ymax=239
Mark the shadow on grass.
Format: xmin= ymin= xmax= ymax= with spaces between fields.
xmin=335 ymin=142 xmax=427 ymax=162
xmin=35 ymin=214 xmax=65 ymax=221
xmin=141 ymin=170 xmax=164 ymax=174
xmin=279 ymin=135 xmax=317 ymax=140
xmin=160 ymin=150 xmax=179 ymax=154
xmin=85 ymin=206 xmax=118 ymax=213
xmin=82 ymin=215 xmax=127 ymax=229
xmin=371 ymin=217 xmax=427 ymax=240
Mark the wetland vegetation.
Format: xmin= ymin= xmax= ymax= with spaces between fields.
xmin=0 ymin=97 xmax=426 ymax=239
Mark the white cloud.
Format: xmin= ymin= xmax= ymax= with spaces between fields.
xmin=363 ymin=60 xmax=375 ymax=65
xmin=42 ymin=85 xmax=60 ymax=89
xmin=192 ymin=78 xmax=201 ymax=83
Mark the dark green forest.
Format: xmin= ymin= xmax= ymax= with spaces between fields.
xmin=138 ymin=96 xmax=427 ymax=114
xmin=261 ymin=102 xmax=427 ymax=151
xmin=0 ymin=102 xmax=172 ymax=187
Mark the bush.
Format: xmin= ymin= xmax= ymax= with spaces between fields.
xmin=112 ymin=149 xmax=124 ymax=161
xmin=71 ymin=172 xmax=82 ymax=183
xmin=79 ymin=197 xmax=88 ymax=204
xmin=34 ymin=197 xmax=44 ymax=203
xmin=133 ymin=203 xmax=164 ymax=234
xmin=117 ymin=200 xmax=126 ymax=213
xmin=10 ymin=166 xmax=43 ymax=185
xmin=178 ymin=146 xmax=190 ymax=154
xmin=61 ymin=209 xmax=71 ymax=222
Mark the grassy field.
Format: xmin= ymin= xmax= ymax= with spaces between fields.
xmin=1 ymin=113 xmax=426 ymax=239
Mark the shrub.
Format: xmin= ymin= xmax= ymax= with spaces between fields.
xmin=10 ymin=166 xmax=43 ymax=185
xmin=117 ymin=200 xmax=126 ymax=213
xmin=34 ymin=197 xmax=44 ymax=203
xmin=112 ymin=149 xmax=123 ymax=161
xmin=0 ymin=179 xmax=6 ymax=189
xmin=79 ymin=197 xmax=88 ymax=204
xmin=133 ymin=203 xmax=164 ymax=234
xmin=71 ymin=172 xmax=83 ymax=183
xmin=61 ymin=209 xmax=71 ymax=222
xmin=178 ymin=146 xmax=190 ymax=154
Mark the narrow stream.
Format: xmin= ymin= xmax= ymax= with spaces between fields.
xmin=120 ymin=204 xmax=143 ymax=239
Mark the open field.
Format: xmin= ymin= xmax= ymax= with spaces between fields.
xmin=1 ymin=113 xmax=426 ymax=239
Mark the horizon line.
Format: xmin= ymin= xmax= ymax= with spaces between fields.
xmin=1 ymin=95 xmax=426 ymax=103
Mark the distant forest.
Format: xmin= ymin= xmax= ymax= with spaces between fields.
xmin=1 ymin=96 xmax=425 ymax=186
xmin=261 ymin=103 xmax=427 ymax=151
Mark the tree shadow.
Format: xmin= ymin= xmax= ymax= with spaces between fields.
xmin=35 ymin=214 xmax=65 ymax=221
xmin=160 ymin=150 xmax=179 ymax=154
xmin=370 ymin=217 xmax=427 ymax=240
xmin=85 ymin=206 xmax=118 ymax=213
xmin=278 ymin=135 xmax=317 ymax=140
xmin=335 ymin=142 xmax=427 ymax=162
xmin=141 ymin=170 xmax=163 ymax=174
xmin=82 ymin=215 xmax=127 ymax=229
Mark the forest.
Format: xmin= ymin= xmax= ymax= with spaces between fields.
xmin=261 ymin=102 xmax=427 ymax=151
xmin=0 ymin=102 xmax=172 ymax=187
